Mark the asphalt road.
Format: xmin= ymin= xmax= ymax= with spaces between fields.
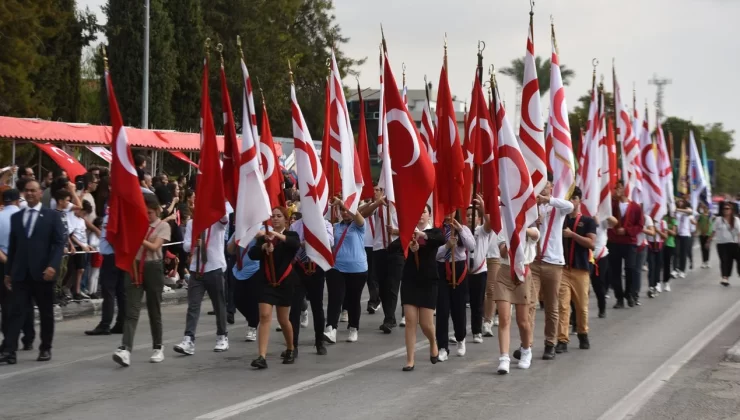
xmin=1 ymin=263 xmax=739 ymax=420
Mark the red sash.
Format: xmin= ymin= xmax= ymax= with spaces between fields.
xmin=567 ymin=214 xmax=582 ymax=268
xmin=333 ymin=223 xmax=352 ymax=258
xmin=446 ymin=259 xmax=468 ymax=286
xmin=266 ymin=262 xmax=293 ymax=287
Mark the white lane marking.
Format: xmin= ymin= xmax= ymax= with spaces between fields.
xmin=598 ymin=297 xmax=740 ymax=420
xmin=195 ymin=343 xmax=430 ymax=420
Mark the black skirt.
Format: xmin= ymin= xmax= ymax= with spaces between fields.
xmin=258 ymin=273 xmax=295 ymax=307
xmin=401 ymin=277 xmax=438 ymax=310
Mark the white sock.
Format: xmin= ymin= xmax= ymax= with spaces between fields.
xmin=521 ymin=347 xmax=531 ymax=354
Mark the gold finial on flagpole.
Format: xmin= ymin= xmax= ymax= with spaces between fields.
xmin=551 ymin=17 xmax=560 ymax=56
xmin=591 ymin=58 xmax=598 ymax=90
xmin=443 ymin=32 xmax=448 ymax=70
xmin=216 ymin=43 xmax=224 ymax=66
xmin=380 ymin=24 xmax=387 ymax=53
xmin=204 ymin=38 xmax=211 ymax=55
xmin=257 ymin=77 xmax=266 ymax=107
xmin=101 ymin=45 xmax=109 ymax=72
xmin=402 ymin=62 xmax=406 ymax=87
xmin=288 ymin=60 xmax=294 ymax=84
xmin=236 ymin=35 xmax=245 ymax=60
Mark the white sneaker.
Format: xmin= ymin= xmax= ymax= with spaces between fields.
xmin=493 ymin=314 xmax=499 ymax=326
xmin=323 ymin=326 xmax=336 ymax=344
xmin=655 ymin=283 xmax=662 ymax=293
xmin=300 ymin=310 xmax=309 ymax=328
xmin=497 ymin=355 xmax=510 ymax=374
xmin=664 ymin=283 xmax=672 ymax=292
xmin=473 ymin=333 xmax=483 ymax=344
xmin=399 ymin=316 xmax=406 ymax=327
xmin=150 ymin=348 xmax=165 ymax=363
xmin=438 ymin=348 xmax=449 ymax=362
xmin=671 ymin=270 xmax=678 ymax=279
xmin=340 ymin=310 xmax=349 ymax=323
xmin=113 ymin=348 xmax=130 ymax=367
xmin=214 ymin=335 xmax=229 ymax=352
xmin=449 ymin=335 xmax=457 ymax=344
xmin=642 ymin=265 xmax=648 ymax=272
xmin=245 ymin=327 xmax=257 ymax=342
xmin=173 ymin=336 xmax=195 ymax=355
xmin=482 ymin=321 xmax=494 ymax=337
xmin=347 ymin=327 xmax=358 ymax=342
xmin=517 ymin=348 xmax=532 ymax=369
xmin=678 ymin=271 xmax=686 ymax=279
xmin=456 ymin=339 xmax=466 ymax=356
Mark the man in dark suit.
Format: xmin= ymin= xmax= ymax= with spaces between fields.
xmin=0 ymin=180 xmax=65 ymax=364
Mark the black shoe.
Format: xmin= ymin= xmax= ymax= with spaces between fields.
xmin=578 ymin=333 xmax=590 ymax=350
xmin=0 ymin=352 xmax=17 ymax=365
xmin=110 ymin=323 xmax=124 ymax=334
xmin=380 ymin=323 xmax=393 ymax=334
xmin=402 ymin=365 xmax=415 ymax=372
xmin=281 ymin=347 xmax=298 ymax=359
xmin=227 ymin=313 xmax=235 ymax=325
xmin=85 ymin=325 xmax=111 ymax=336
xmin=208 ymin=311 xmax=215 ymax=315
xmin=634 ymin=297 xmax=641 ymax=306
xmin=626 ymin=296 xmax=635 ymax=307
xmin=367 ymin=304 xmax=376 ymax=314
xmin=316 ymin=343 xmax=327 ymax=356
xmin=513 ymin=348 xmax=522 ymax=360
xmin=430 ymin=354 xmax=439 ymax=364
xmin=542 ymin=345 xmax=556 ymax=360
xmin=613 ymin=301 xmax=625 ymax=309
xmin=37 ymin=350 xmax=51 ymax=362
xmin=282 ymin=349 xmax=296 ymax=364
xmin=598 ymin=310 xmax=606 ymax=319
xmin=22 ymin=342 xmax=33 ymax=351
xmin=251 ymin=355 xmax=268 ymax=369
xmin=555 ymin=342 xmax=568 ymax=354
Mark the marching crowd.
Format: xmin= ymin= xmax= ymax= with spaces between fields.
xmin=0 ymin=162 xmax=734 ymax=374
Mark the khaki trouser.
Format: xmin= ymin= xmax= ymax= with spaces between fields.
xmin=483 ymin=258 xmax=501 ymax=321
xmin=122 ymin=260 xmax=164 ymax=351
xmin=557 ymin=267 xmax=590 ymax=343
xmin=529 ymin=260 xmax=563 ymax=347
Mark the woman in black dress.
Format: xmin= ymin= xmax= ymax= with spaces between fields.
xmin=401 ymin=205 xmax=444 ymax=371
xmin=248 ymin=207 xmax=300 ymax=369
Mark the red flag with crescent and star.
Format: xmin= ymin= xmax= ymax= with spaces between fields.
xmin=219 ymin=65 xmax=241 ymax=208
xmin=382 ymin=43 xmax=435 ymax=256
xmin=356 ymin=83 xmax=374 ymax=200
xmin=259 ymin=102 xmax=286 ymax=208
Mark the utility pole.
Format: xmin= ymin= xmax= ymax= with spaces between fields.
xmin=142 ymin=0 xmax=150 ymax=129
xmin=648 ymin=73 xmax=671 ymax=122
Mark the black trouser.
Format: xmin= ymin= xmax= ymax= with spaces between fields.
xmin=468 ymin=271 xmax=486 ymax=335
xmin=590 ymin=257 xmax=608 ymax=314
xmin=608 ymin=243 xmax=636 ymax=303
xmin=0 ymin=263 xmax=34 ymax=349
xmin=326 ymin=270 xmax=368 ymax=330
xmin=648 ymin=248 xmax=663 ymax=288
xmin=678 ymin=236 xmax=692 ymax=272
xmin=184 ymin=269 xmax=227 ymax=340
xmin=289 ymin=265 xmax=326 ymax=346
xmin=436 ymin=261 xmax=468 ymax=351
xmin=365 ymin=247 xmax=380 ymax=309
xmin=663 ymin=246 xmax=675 ymax=284
xmin=233 ymin=276 xmax=261 ymax=328
xmin=717 ymin=243 xmax=740 ymax=278
xmin=225 ymin=257 xmax=236 ymax=315
xmin=373 ymin=248 xmax=404 ymax=325
xmin=699 ymin=235 xmax=711 ymax=263
xmin=100 ymin=254 xmax=126 ymax=329
xmin=2 ymin=279 xmax=55 ymax=353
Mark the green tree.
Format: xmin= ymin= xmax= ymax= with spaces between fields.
xmin=499 ymin=56 xmax=575 ymax=97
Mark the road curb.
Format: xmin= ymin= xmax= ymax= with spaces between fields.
xmin=37 ymin=288 xmax=194 ymax=324
xmin=725 ymin=339 xmax=740 ymax=363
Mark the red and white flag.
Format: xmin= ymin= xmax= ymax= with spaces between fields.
xmin=640 ymin=108 xmax=665 ymax=221
xmin=321 ymin=78 xmax=341 ymax=204
xmin=376 ymin=52 xmax=385 ymax=159
xmin=470 ymin=74 xmax=501 ymax=233
xmin=356 ymin=84 xmax=375 ymax=200
xmin=495 ymin=87 xmax=538 ymax=282
xmin=419 ymin=86 xmax=437 ymax=219
xmin=580 ymin=83 xmax=600 ymax=217
xmin=433 ymin=62 xmax=465 ymax=226
xmin=234 ymin=57 xmax=271 ymax=246
xmin=519 ymin=17 xmax=547 ymax=195
xmin=291 ymin=82 xmax=334 ymax=270
xmin=104 ymin=70 xmax=149 ymax=274
xmin=192 ymin=57 xmax=227 ymax=247
xmin=545 ymin=27 xmax=575 ymax=200
xmin=614 ymin=68 xmax=640 ymax=201
xmin=259 ymin=102 xmax=286 ymax=208
xmin=656 ymin=120 xmax=675 ymax=213
xmin=377 ymin=52 xmax=395 ymax=225
xmin=383 ymin=43 xmax=435 ymax=255
xmin=329 ymin=50 xmax=364 ymax=213
xmin=219 ymin=65 xmax=241 ymax=208
xmin=597 ymin=91 xmax=612 ymax=221
xmin=607 ymin=117 xmax=618 ymax=190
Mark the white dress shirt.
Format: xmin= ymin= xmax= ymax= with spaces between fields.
xmin=593 ymin=219 xmax=610 ymax=260
xmin=435 ymin=225 xmax=475 ymax=263
xmin=470 ymin=225 xmax=496 ymax=274
xmin=372 ymin=204 xmax=399 ymax=251
xmin=184 ymin=217 xmax=228 ymax=273
xmin=537 ymin=198 xmax=574 ymax=266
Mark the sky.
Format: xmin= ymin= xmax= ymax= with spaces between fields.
xmin=81 ymin=0 xmax=740 ymax=156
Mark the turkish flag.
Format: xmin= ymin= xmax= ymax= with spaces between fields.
xmin=219 ymin=65 xmax=241 ymax=208
xmin=192 ymin=57 xmax=226 ymax=247
xmin=607 ymin=116 xmax=618 ymax=190
xmin=433 ymin=64 xmax=465 ymax=226
xmin=259 ymin=103 xmax=286 ymax=208
xmin=104 ymin=71 xmax=149 ymax=275
xmin=356 ymin=84 xmax=374 ymax=200
xmin=320 ymin=79 xmax=341 ymax=201
xmin=470 ymin=76 xmax=501 ymax=233
xmin=382 ymin=46 xmax=435 ymax=256
xmin=33 ymin=143 xmax=87 ymax=181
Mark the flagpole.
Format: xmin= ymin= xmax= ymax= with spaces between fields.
xmin=470 ymin=40 xmax=484 ymax=233
xmin=441 ymin=34 xmax=457 ymax=289
xmin=379 ymin=32 xmax=393 ymax=252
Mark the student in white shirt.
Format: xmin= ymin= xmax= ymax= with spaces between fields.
xmin=175 ymin=215 xmax=230 ymax=355
xmin=592 ymin=215 xmax=618 ymax=318
xmin=675 ymin=198 xmax=696 ymax=278
xmin=647 ymin=215 xmax=668 ymax=297
xmin=68 ymin=201 xmax=94 ymax=300
xmin=467 ymin=196 xmax=494 ymax=344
